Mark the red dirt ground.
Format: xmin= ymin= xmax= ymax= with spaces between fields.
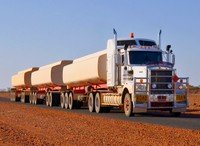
xmin=0 ymin=92 xmax=199 ymax=145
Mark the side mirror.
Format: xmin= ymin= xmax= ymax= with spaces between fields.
xmin=124 ymin=44 xmax=128 ymax=50
xmin=166 ymin=45 xmax=171 ymax=52
xmin=172 ymin=54 xmax=175 ymax=66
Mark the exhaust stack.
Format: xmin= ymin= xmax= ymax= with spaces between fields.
xmin=158 ymin=29 xmax=162 ymax=50
xmin=113 ymin=29 xmax=118 ymax=85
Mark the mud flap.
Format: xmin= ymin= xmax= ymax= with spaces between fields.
xmin=133 ymin=103 xmax=147 ymax=113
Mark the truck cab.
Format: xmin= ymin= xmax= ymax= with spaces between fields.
xmin=106 ymin=35 xmax=189 ymax=116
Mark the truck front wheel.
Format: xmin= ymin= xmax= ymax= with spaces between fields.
xmin=124 ymin=93 xmax=133 ymax=117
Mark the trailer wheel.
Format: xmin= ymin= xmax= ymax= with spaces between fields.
xmin=49 ymin=93 xmax=53 ymax=107
xmin=46 ymin=93 xmax=50 ymax=106
xmin=10 ymin=97 xmax=16 ymax=102
xmin=60 ymin=92 xmax=65 ymax=108
xmin=124 ymin=93 xmax=133 ymax=117
xmin=88 ymin=92 xmax=95 ymax=112
xmin=33 ymin=93 xmax=38 ymax=105
xmin=68 ymin=92 xmax=73 ymax=110
xmin=65 ymin=92 xmax=69 ymax=109
xmin=10 ymin=92 xmax=17 ymax=102
xmin=32 ymin=93 xmax=35 ymax=104
xmin=29 ymin=93 xmax=33 ymax=104
xmin=21 ymin=92 xmax=25 ymax=103
xmin=34 ymin=93 xmax=38 ymax=105
xmin=33 ymin=93 xmax=35 ymax=104
xmin=95 ymin=92 xmax=102 ymax=113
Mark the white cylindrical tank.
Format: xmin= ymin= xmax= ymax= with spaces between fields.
xmin=63 ymin=50 xmax=107 ymax=87
xmin=11 ymin=67 xmax=39 ymax=88
xmin=31 ymin=60 xmax=72 ymax=87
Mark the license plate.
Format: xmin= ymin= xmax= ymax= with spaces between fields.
xmin=158 ymin=96 xmax=166 ymax=102
xmin=136 ymin=95 xmax=148 ymax=102
xmin=176 ymin=95 xmax=186 ymax=102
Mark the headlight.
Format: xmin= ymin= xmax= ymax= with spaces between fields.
xmin=176 ymin=83 xmax=184 ymax=89
xmin=136 ymin=84 xmax=146 ymax=91
xmin=167 ymin=83 xmax=172 ymax=89
xmin=152 ymin=84 xmax=157 ymax=89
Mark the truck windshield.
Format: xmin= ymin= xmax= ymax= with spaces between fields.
xmin=139 ymin=40 xmax=156 ymax=46
xmin=117 ymin=40 xmax=136 ymax=46
xmin=129 ymin=51 xmax=162 ymax=65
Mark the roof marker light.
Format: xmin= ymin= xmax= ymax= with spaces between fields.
xmin=130 ymin=32 xmax=134 ymax=38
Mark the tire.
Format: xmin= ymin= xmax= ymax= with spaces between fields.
xmin=21 ymin=92 xmax=25 ymax=103
xmin=46 ymin=93 xmax=50 ymax=106
xmin=32 ymin=93 xmax=37 ymax=105
xmin=60 ymin=92 xmax=65 ymax=108
xmin=10 ymin=97 xmax=16 ymax=102
xmin=49 ymin=93 xmax=53 ymax=107
xmin=124 ymin=93 xmax=133 ymax=117
xmin=65 ymin=93 xmax=69 ymax=109
xmin=10 ymin=92 xmax=16 ymax=102
xmin=68 ymin=92 xmax=73 ymax=110
xmin=34 ymin=93 xmax=38 ymax=105
xmin=95 ymin=92 xmax=101 ymax=113
xmin=32 ymin=93 xmax=35 ymax=104
xmin=29 ymin=93 xmax=33 ymax=104
xmin=88 ymin=92 xmax=95 ymax=112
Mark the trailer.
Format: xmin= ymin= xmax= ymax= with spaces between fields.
xmin=11 ymin=67 xmax=39 ymax=102
xmin=30 ymin=60 xmax=72 ymax=106
xmin=11 ymin=61 xmax=72 ymax=105
xmin=11 ymin=31 xmax=189 ymax=117
xmin=62 ymin=50 xmax=107 ymax=110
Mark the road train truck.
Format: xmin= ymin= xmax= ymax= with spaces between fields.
xmin=11 ymin=31 xmax=189 ymax=117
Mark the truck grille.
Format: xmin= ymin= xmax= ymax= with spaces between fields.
xmin=150 ymin=70 xmax=173 ymax=94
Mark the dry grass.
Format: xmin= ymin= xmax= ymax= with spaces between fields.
xmin=188 ymin=94 xmax=200 ymax=114
xmin=0 ymin=92 xmax=11 ymax=98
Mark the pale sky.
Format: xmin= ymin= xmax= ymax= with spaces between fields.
xmin=0 ymin=0 xmax=200 ymax=89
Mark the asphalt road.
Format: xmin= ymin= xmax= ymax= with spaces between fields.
xmin=0 ymin=97 xmax=199 ymax=130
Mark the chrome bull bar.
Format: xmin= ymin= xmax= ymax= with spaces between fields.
xmin=133 ymin=76 xmax=189 ymax=109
